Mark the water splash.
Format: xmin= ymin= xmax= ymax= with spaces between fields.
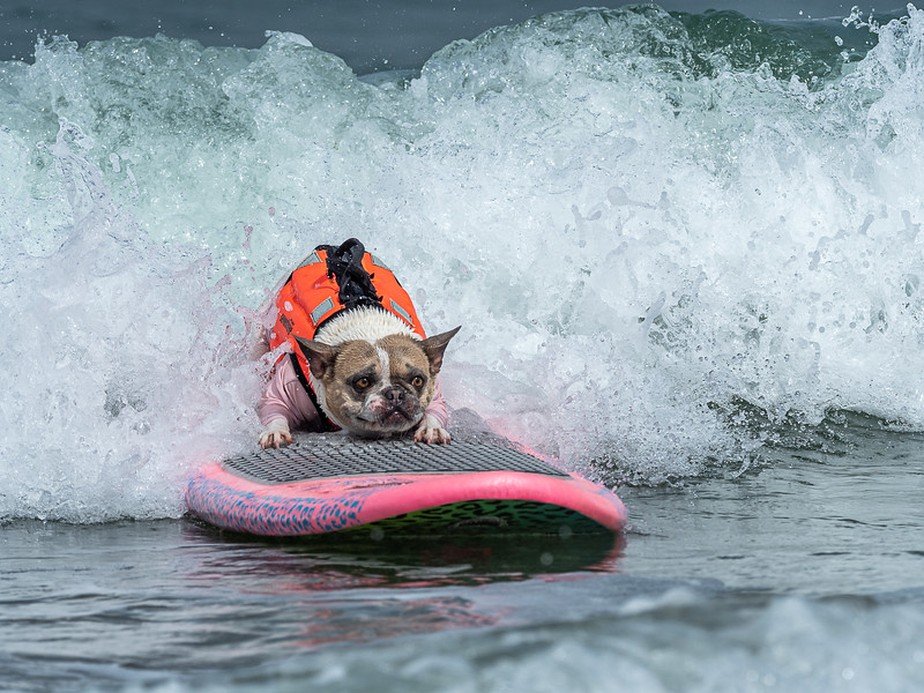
xmin=1 ymin=6 xmax=924 ymax=519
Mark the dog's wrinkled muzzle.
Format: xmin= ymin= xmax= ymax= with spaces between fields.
xmin=357 ymin=393 xmax=420 ymax=429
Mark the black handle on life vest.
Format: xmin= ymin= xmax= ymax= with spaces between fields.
xmin=315 ymin=238 xmax=382 ymax=312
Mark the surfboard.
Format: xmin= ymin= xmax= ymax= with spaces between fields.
xmin=185 ymin=435 xmax=627 ymax=537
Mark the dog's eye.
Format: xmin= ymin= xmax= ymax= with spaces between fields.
xmin=354 ymin=377 xmax=371 ymax=391
xmin=411 ymin=375 xmax=425 ymax=388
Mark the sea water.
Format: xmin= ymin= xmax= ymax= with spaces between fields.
xmin=1 ymin=3 xmax=923 ymax=690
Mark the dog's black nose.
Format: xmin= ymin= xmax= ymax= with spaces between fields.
xmin=383 ymin=387 xmax=405 ymax=404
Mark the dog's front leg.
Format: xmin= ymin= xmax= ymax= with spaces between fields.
xmin=413 ymin=414 xmax=451 ymax=444
xmin=259 ymin=417 xmax=294 ymax=449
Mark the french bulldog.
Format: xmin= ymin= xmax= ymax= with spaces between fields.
xmin=258 ymin=291 xmax=459 ymax=448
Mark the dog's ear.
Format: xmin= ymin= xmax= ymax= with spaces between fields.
xmin=295 ymin=336 xmax=337 ymax=379
xmin=420 ymin=326 xmax=461 ymax=375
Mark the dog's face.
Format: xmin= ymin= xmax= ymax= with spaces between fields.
xmin=296 ymin=327 xmax=459 ymax=437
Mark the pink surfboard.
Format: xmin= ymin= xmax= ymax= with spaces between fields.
xmin=185 ymin=435 xmax=627 ymax=537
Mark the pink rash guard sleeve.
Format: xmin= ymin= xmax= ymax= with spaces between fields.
xmin=257 ymin=357 xmax=323 ymax=430
xmin=258 ymin=356 xmax=450 ymax=431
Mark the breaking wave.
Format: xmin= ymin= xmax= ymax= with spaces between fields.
xmin=1 ymin=5 xmax=923 ymax=520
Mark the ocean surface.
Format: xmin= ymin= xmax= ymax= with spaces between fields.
xmin=1 ymin=1 xmax=923 ymax=690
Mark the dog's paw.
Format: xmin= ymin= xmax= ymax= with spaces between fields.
xmin=259 ymin=419 xmax=293 ymax=449
xmin=413 ymin=415 xmax=451 ymax=445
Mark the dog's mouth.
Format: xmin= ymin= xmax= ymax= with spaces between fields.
xmin=357 ymin=407 xmax=415 ymax=427
xmin=383 ymin=408 xmax=411 ymax=422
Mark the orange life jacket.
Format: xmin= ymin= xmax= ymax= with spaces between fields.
xmin=268 ymin=243 xmax=427 ymax=429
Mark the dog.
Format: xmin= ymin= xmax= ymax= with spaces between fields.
xmin=258 ymin=239 xmax=459 ymax=448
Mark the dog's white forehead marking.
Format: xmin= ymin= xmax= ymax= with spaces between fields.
xmin=374 ymin=345 xmax=391 ymax=386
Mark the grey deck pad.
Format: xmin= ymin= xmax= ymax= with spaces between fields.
xmin=222 ymin=434 xmax=569 ymax=484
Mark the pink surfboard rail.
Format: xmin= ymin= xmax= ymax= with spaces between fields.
xmin=186 ymin=461 xmax=628 ymax=537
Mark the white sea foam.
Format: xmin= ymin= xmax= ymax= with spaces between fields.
xmin=1 ymin=7 xmax=924 ymax=520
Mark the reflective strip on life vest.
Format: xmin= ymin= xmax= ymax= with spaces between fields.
xmin=389 ymin=299 xmax=413 ymax=327
xmin=299 ymin=251 xmax=322 ymax=268
xmin=310 ymin=298 xmax=335 ymax=326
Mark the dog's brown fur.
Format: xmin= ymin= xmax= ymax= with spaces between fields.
xmin=296 ymin=327 xmax=459 ymax=439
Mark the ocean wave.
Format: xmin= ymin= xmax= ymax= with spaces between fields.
xmin=1 ymin=5 xmax=923 ymax=520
